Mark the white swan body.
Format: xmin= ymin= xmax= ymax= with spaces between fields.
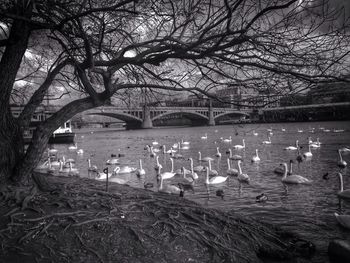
xmin=48 ymin=148 xmax=58 ymax=155
xmin=262 ymin=137 xmax=271 ymax=144
xmin=284 ymin=140 xmax=299 ymax=151
xmin=337 ymin=173 xmax=350 ymax=200
xmin=251 ymin=149 xmax=260 ymax=162
xmin=280 ymin=163 xmax=311 ymax=184
xmin=223 ymin=136 xmax=232 ymax=143
xmin=201 ymin=133 xmax=208 ymax=140
xmin=338 ymin=150 xmax=347 ymax=168
xmin=334 ymin=213 xmax=350 ymax=230
xmin=226 ymin=158 xmax=238 ymax=176
xmin=158 ymin=158 xmax=175 ymax=179
xmin=181 ymin=139 xmax=190 ymax=145
xmin=106 ymin=158 xmax=119 ymax=165
xmin=113 ymin=166 xmax=136 ymax=175
xmin=163 ymin=145 xmax=176 ymax=154
xmin=253 ymin=131 xmax=258 ymax=136
xmin=159 ymin=174 xmax=182 ymax=194
xmin=205 ymin=167 xmax=228 ymax=185
xmin=68 ymin=143 xmax=78 ymax=151
xmin=233 ymin=139 xmax=245 ymax=149
xmin=227 ymin=149 xmax=242 ymax=160
xmin=87 ymin=159 xmax=98 ymax=172
xmin=136 ymin=159 xmax=146 ymax=176
xmin=237 ymin=160 xmax=250 ymax=183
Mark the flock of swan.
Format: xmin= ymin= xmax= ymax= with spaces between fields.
xmin=36 ymin=125 xmax=350 ymax=229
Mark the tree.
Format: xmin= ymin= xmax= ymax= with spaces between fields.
xmin=0 ymin=0 xmax=349 ymax=185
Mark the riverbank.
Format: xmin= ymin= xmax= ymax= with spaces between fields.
xmin=0 ymin=173 xmax=317 ymax=263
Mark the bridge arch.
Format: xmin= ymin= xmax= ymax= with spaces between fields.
xmin=214 ymin=111 xmax=250 ymax=120
xmin=151 ymin=110 xmax=209 ymax=121
xmin=87 ymin=112 xmax=142 ymax=123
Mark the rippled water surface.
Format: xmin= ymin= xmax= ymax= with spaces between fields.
xmin=47 ymin=121 xmax=350 ymax=262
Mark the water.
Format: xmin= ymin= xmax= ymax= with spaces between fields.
xmin=47 ymin=121 xmax=350 ymax=261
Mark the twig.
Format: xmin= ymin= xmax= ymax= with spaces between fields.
xmin=75 ymin=231 xmax=104 ymax=263
xmin=72 ymin=216 xmax=120 ymax=227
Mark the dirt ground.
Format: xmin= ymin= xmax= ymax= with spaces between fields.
xmin=0 ymin=174 xmax=315 ymax=263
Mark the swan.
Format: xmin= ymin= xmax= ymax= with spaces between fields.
xmin=181 ymin=139 xmax=190 ymax=145
xmin=158 ymin=158 xmax=175 ymax=179
xmin=188 ymin=158 xmax=199 ymax=179
xmin=158 ymin=173 xmax=182 ymax=195
xmin=281 ymin=128 xmax=286 ymax=132
xmin=135 ymin=159 xmax=146 ymax=177
xmin=237 ymin=160 xmax=250 ymax=183
xmin=256 ymin=193 xmax=268 ymax=202
xmin=262 ymin=137 xmax=271 ymax=145
xmin=68 ymin=143 xmax=78 ymax=151
xmin=267 ymin=128 xmax=273 ymax=132
xmin=154 ymin=155 xmax=163 ymax=171
xmin=191 ymin=158 xmax=205 ymax=173
xmin=48 ymin=148 xmax=58 ymax=155
xmin=201 ymin=133 xmax=208 ymax=140
xmin=251 ymin=149 xmax=260 ymax=162
xmin=49 ymin=158 xmax=60 ymax=168
xmin=227 ymin=149 xmax=242 ymax=160
xmin=172 ymin=143 xmax=179 ymax=149
xmin=215 ymin=147 xmax=222 ymax=158
xmin=280 ymin=163 xmax=311 ymax=184
xmin=253 ymin=131 xmax=258 ymax=136
xmin=163 ymin=145 xmax=176 ymax=154
xmin=113 ymin=165 xmax=137 ymax=175
xmin=58 ymin=160 xmax=70 ymax=175
xmin=339 ymin=147 xmax=350 ymax=153
xmin=198 ymin=151 xmax=214 ymax=162
xmin=337 ymin=149 xmax=347 ymax=168
xmin=233 ymin=139 xmax=245 ymax=149
xmin=106 ymin=156 xmax=119 ymax=165
xmin=297 ymin=129 xmax=303 ymax=133
xmin=223 ymin=136 xmax=232 ymax=143
xmin=337 ymin=172 xmax=350 ymax=200
xmin=334 ymin=213 xmax=350 ymax=230
xmin=180 ymin=142 xmax=190 ymax=150
xmin=205 ymin=167 xmax=228 ymax=185
xmin=36 ymin=158 xmax=54 ymax=173
xmin=303 ymin=145 xmax=313 ymax=158
xmin=226 ymin=158 xmax=238 ymax=176
xmin=274 ymin=160 xmax=293 ymax=175
xmin=181 ymin=167 xmax=195 ymax=183
xmin=284 ymin=140 xmax=299 ymax=151
xmin=171 ymin=144 xmax=183 ymax=159
xmin=68 ymin=162 xmax=79 ymax=176
xmin=77 ymin=149 xmax=84 ymax=155
xmin=307 ymin=137 xmax=313 ymax=144
xmin=152 ymin=141 xmax=159 ymax=146
xmin=208 ymin=159 xmax=218 ymax=176
xmin=87 ymin=159 xmax=98 ymax=172
xmin=149 ymin=146 xmax=156 ymax=158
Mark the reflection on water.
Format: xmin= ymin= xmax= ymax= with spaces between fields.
xmin=46 ymin=121 xmax=350 ymax=262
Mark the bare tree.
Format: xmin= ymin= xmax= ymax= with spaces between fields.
xmin=0 ymin=0 xmax=349 ymax=185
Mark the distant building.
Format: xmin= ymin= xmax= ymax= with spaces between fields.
xmin=308 ymin=82 xmax=350 ymax=104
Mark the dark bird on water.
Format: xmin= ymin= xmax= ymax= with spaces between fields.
xmin=322 ymin=172 xmax=329 ymax=180
xmin=256 ymin=193 xmax=268 ymax=202
xmin=216 ymin=189 xmax=225 ymax=199
xmin=144 ymin=182 xmax=154 ymax=189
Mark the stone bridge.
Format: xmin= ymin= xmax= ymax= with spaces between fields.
xmin=84 ymin=105 xmax=252 ymax=129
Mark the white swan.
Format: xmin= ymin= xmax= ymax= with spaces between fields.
xmin=201 ymin=133 xmax=208 ymax=140
xmin=154 ymin=155 xmax=162 ymax=171
xmin=149 ymin=146 xmax=156 ymax=158
xmin=337 ymin=172 xmax=350 ymax=200
xmin=237 ymin=160 xmax=250 ymax=183
xmin=181 ymin=139 xmax=190 ymax=145
xmin=188 ymin=158 xmax=199 ymax=179
xmin=48 ymin=148 xmax=58 ymax=155
xmin=68 ymin=162 xmax=79 ymax=176
xmin=233 ymin=139 xmax=245 ymax=149
xmin=58 ymin=160 xmax=70 ymax=175
xmin=191 ymin=157 xmax=205 ymax=173
xmin=77 ymin=149 xmax=84 ymax=155
xmin=253 ymin=131 xmax=258 ymax=136
xmin=223 ymin=136 xmax=232 ymax=143
xmin=198 ymin=151 xmax=214 ymax=162
xmin=158 ymin=173 xmax=182 ymax=194
xmin=106 ymin=157 xmax=119 ymax=165
xmin=303 ymin=145 xmax=313 ymax=158
xmin=205 ymin=167 xmax=228 ymax=184
xmin=208 ymin=159 xmax=218 ymax=176
xmin=135 ymin=159 xmax=146 ymax=176
xmin=251 ymin=149 xmax=260 ymax=162
xmin=338 ymin=149 xmax=347 ymax=168
xmin=227 ymin=149 xmax=242 ymax=160
xmin=280 ymin=163 xmax=311 ymax=184
xmin=284 ymin=140 xmax=299 ymax=151
xmin=281 ymin=128 xmax=286 ymax=132
xmin=340 ymin=147 xmax=350 ymax=153
xmin=181 ymin=167 xmax=195 ymax=183
xmin=226 ymin=158 xmax=238 ymax=176
xmin=68 ymin=143 xmax=78 ymax=151
xmin=262 ymin=137 xmax=271 ymax=145
xmin=152 ymin=141 xmax=159 ymax=146
xmin=215 ymin=147 xmax=222 ymax=158
xmin=163 ymin=145 xmax=176 ymax=154
xmin=334 ymin=213 xmax=350 ymax=230
xmin=113 ymin=165 xmax=137 ymax=175
xmin=87 ymin=159 xmax=98 ymax=172
xmin=274 ymin=160 xmax=293 ymax=175
xmin=158 ymin=158 xmax=175 ymax=179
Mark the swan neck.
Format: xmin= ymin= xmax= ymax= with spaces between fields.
xmin=229 ymin=149 xmax=232 ymax=157
xmin=227 ymin=158 xmax=231 ymax=169
xmin=170 ymin=158 xmax=174 ymax=172
xmin=289 ymin=162 xmax=293 ymax=174
xmin=339 ymin=150 xmax=343 ymax=161
xmin=198 ymin=152 xmax=201 ymax=160
xmin=88 ymin=159 xmax=91 ymax=168
xmin=205 ymin=168 xmax=209 ymax=184
xmin=190 ymin=158 xmax=194 ymax=172
xmin=339 ymin=173 xmax=344 ymax=192
xmin=282 ymin=164 xmax=288 ymax=179
xmin=208 ymin=159 xmax=212 ymax=170
xmin=242 ymin=139 xmax=245 ymax=146
xmin=238 ymin=161 xmax=242 ymax=174
xmin=256 ymin=149 xmax=259 ymax=157
xmin=139 ymin=159 xmax=143 ymax=169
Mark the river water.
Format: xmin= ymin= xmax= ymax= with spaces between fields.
xmin=47 ymin=121 xmax=350 ymax=262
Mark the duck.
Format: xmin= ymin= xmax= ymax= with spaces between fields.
xmin=256 ymin=193 xmax=268 ymax=202
xmin=337 ymin=172 xmax=350 ymax=200
xmin=216 ymin=189 xmax=225 ymax=199
xmin=322 ymin=172 xmax=329 ymax=180
xmin=208 ymin=159 xmax=218 ymax=176
xmin=334 ymin=213 xmax=350 ymax=230
xmin=233 ymin=139 xmax=245 ymax=149
xmin=68 ymin=143 xmax=78 ymax=151
xmin=227 ymin=149 xmax=242 ymax=160
xmin=303 ymin=145 xmax=313 ymax=158
xmin=237 ymin=160 xmax=250 ymax=183
xmin=178 ymin=182 xmax=194 ymax=193
xmin=251 ymin=149 xmax=260 ymax=162
xmin=280 ymin=163 xmax=311 ymax=184
xmin=158 ymin=158 xmax=175 ymax=180
xmin=284 ymin=140 xmax=299 ymax=151
xmin=201 ymin=133 xmax=208 ymax=140
xmin=154 ymin=155 xmax=163 ymax=171
xmin=262 ymin=137 xmax=271 ymax=145
xmin=158 ymin=173 xmax=182 ymax=195
xmin=144 ymin=182 xmax=154 ymax=189
xmin=87 ymin=158 xmax=98 ymax=172
xmin=215 ymin=147 xmax=222 ymax=158
xmin=198 ymin=151 xmax=214 ymax=162
xmin=226 ymin=158 xmax=239 ymax=176
xmin=337 ymin=149 xmax=347 ymax=168
xmin=205 ymin=167 xmax=228 ymax=185
xmin=136 ymin=159 xmax=146 ymax=177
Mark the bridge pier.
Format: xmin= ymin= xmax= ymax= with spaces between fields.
xmin=208 ymin=100 xmax=215 ymax=126
xmin=141 ymin=105 xmax=153 ymax=129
